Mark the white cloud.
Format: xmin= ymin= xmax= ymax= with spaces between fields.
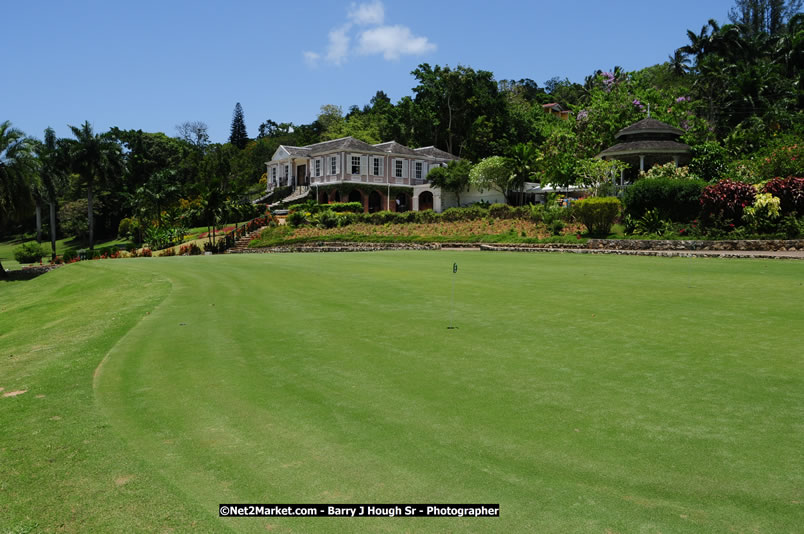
xmin=357 ymin=25 xmax=436 ymax=60
xmin=303 ymin=51 xmax=321 ymax=67
xmin=303 ymin=2 xmax=435 ymax=67
xmin=326 ymin=25 xmax=351 ymax=65
xmin=348 ymin=1 xmax=384 ymax=25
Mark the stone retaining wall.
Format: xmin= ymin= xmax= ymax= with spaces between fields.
xmin=585 ymin=239 xmax=803 ymax=251
xmin=237 ymin=239 xmax=804 ymax=258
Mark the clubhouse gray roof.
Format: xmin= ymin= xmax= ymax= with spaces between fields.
xmin=281 ymin=145 xmax=312 ymax=156
xmin=373 ymin=141 xmax=418 ymax=156
xmin=413 ymin=146 xmax=460 ymax=160
xmin=270 ymin=136 xmax=459 ymax=162
xmin=306 ymin=136 xmax=382 ymax=156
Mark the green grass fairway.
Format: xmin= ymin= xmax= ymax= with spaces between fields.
xmin=1 ymin=253 xmax=802 ymax=533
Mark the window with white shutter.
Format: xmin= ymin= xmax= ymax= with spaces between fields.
xmin=351 ymin=155 xmax=361 ymax=175
xmin=394 ymin=159 xmax=403 ymax=178
xmin=329 ymin=156 xmax=337 ymax=175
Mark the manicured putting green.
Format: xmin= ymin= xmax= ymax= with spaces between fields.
xmin=1 ymin=252 xmax=802 ymax=532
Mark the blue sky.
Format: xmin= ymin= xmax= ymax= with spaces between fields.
xmin=4 ymin=0 xmax=736 ymax=144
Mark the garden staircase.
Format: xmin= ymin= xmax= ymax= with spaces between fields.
xmin=226 ymin=226 xmax=267 ymax=253
xmin=269 ymin=185 xmax=309 ymax=208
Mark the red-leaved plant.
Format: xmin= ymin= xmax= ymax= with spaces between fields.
xmin=700 ymin=179 xmax=756 ymax=226
xmin=762 ymin=176 xmax=804 ymax=215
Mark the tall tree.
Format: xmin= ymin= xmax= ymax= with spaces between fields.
xmin=67 ymin=121 xmax=122 ymax=249
xmin=176 ymin=121 xmax=210 ymax=152
xmin=0 ymin=121 xmax=38 ymax=277
xmin=229 ymin=103 xmax=248 ymax=149
xmin=729 ymin=0 xmax=803 ymax=35
xmin=34 ymin=128 xmax=67 ymax=261
xmin=410 ymin=64 xmax=506 ymax=159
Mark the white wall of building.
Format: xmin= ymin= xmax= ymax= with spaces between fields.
xmin=439 ymin=186 xmax=507 ymax=211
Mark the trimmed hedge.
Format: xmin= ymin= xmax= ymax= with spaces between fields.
xmin=623 ymin=177 xmax=708 ymax=222
xmin=328 ymin=202 xmax=364 ymax=213
xmin=573 ymin=197 xmax=621 ymax=237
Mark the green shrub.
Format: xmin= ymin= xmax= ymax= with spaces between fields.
xmin=62 ymin=248 xmax=79 ymax=262
xmin=335 ymin=212 xmax=358 ymax=227
xmin=440 ymin=207 xmax=463 ymax=222
xmin=287 ymin=211 xmax=308 ymax=227
xmin=399 ymin=211 xmax=417 ymax=224
xmin=635 ymin=209 xmax=671 ymax=236
xmin=780 ymin=215 xmax=802 ymax=239
xmin=328 ymin=202 xmax=363 ymax=213
xmin=511 ymin=206 xmax=532 ymax=220
xmin=742 ymin=193 xmax=781 ymax=233
xmin=689 ymin=142 xmax=728 ymax=182
xmin=623 ymin=177 xmax=708 ymax=222
xmin=489 ymin=203 xmax=514 ymax=219
xmin=622 ymin=214 xmax=637 ymax=235
xmin=414 ymin=210 xmax=440 ymax=223
xmin=530 ymin=204 xmax=544 ymax=223
xmin=288 ymin=199 xmax=319 ymax=214
xmin=367 ymin=211 xmax=401 ymax=225
xmin=118 ymin=218 xmax=133 ymax=238
xmin=573 ymin=197 xmax=621 ymax=237
xmin=549 ymin=220 xmax=565 ymax=236
xmin=14 ymin=242 xmax=45 ymax=264
xmin=315 ymin=210 xmax=338 ymax=229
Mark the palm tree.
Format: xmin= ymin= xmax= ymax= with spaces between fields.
xmin=66 ymin=121 xmax=122 ymax=249
xmin=34 ymin=128 xmax=67 ymax=261
xmin=137 ymin=169 xmax=180 ymax=228
xmin=681 ymin=19 xmax=721 ymax=70
xmin=505 ymin=143 xmax=539 ymax=205
xmin=667 ymin=49 xmax=691 ymax=76
xmin=0 ymin=121 xmax=38 ymax=277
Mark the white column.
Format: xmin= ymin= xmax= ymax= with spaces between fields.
xmin=639 ymin=155 xmax=645 ymax=172
xmin=673 ymin=156 xmax=680 ymax=167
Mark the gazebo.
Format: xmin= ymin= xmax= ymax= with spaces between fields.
xmin=597 ymin=117 xmax=691 ymax=182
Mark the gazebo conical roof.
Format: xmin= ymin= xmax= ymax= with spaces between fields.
xmin=614 ymin=118 xmax=685 ymax=139
xmin=597 ymin=117 xmax=690 ymax=160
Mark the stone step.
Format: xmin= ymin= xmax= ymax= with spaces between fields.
xmin=226 ymin=226 xmax=267 ymax=253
